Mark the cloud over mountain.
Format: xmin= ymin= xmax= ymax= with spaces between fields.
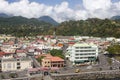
xmin=0 ymin=0 xmax=120 ymax=22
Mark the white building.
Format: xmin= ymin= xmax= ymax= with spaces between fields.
xmin=1 ymin=57 xmax=33 ymax=72
xmin=68 ymin=42 xmax=98 ymax=65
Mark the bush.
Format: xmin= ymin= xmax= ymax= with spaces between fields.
xmin=9 ymin=73 xmax=18 ymax=78
xmin=1 ymin=74 xmax=5 ymax=79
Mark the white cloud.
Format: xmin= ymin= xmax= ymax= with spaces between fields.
xmin=0 ymin=0 xmax=120 ymax=22
xmin=83 ymin=0 xmax=112 ymax=11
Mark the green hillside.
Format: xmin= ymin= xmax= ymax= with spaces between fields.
xmin=0 ymin=17 xmax=120 ymax=38
xmin=0 ymin=16 xmax=53 ymax=37
xmin=48 ymin=18 xmax=120 ymax=38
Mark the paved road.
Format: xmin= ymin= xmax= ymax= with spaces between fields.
xmin=31 ymin=56 xmax=41 ymax=68
xmin=92 ymin=54 xmax=110 ymax=70
xmin=44 ymin=75 xmax=53 ymax=80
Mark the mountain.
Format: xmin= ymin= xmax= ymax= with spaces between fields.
xmin=0 ymin=16 xmax=53 ymax=37
xmin=0 ymin=13 xmax=59 ymax=26
xmin=0 ymin=13 xmax=11 ymax=18
xmin=38 ymin=16 xmax=59 ymax=26
xmin=47 ymin=18 xmax=120 ymax=38
xmin=111 ymin=16 xmax=120 ymax=20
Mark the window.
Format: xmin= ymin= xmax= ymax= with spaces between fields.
xmin=17 ymin=59 xmax=20 ymax=61
xmin=17 ymin=67 xmax=20 ymax=69
xmin=91 ymin=53 xmax=96 ymax=55
xmin=7 ymin=63 xmax=11 ymax=69
xmin=4 ymin=64 xmax=6 ymax=69
xmin=80 ymin=54 xmax=84 ymax=55
xmin=75 ymin=47 xmax=79 ymax=49
xmin=75 ymin=50 xmax=79 ymax=52
xmin=75 ymin=57 xmax=79 ymax=59
xmin=13 ymin=63 xmax=15 ymax=68
xmin=17 ymin=63 xmax=20 ymax=65
xmin=75 ymin=54 xmax=79 ymax=56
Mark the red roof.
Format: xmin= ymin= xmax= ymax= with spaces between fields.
xmin=68 ymin=42 xmax=75 ymax=44
xmin=0 ymin=52 xmax=5 ymax=56
xmin=50 ymin=56 xmax=64 ymax=62
xmin=69 ymin=37 xmax=75 ymax=40
xmin=4 ymin=52 xmax=14 ymax=54
xmin=35 ymin=49 xmax=42 ymax=52
xmin=16 ymin=49 xmax=26 ymax=53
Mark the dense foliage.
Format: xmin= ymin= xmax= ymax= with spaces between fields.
xmin=107 ymin=44 xmax=120 ymax=55
xmin=48 ymin=18 xmax=120 ymax=38
xmin=50 ymin=49 xmax=64 ymax=59
xmin=0 ymin=16 xmax=53 ymax=37
xmin=0 ymin=17 xmax=120 ymax=38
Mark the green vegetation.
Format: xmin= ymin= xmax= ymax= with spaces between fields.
xmin=0 ymin=17 xmax=120 ymax=38
xmin=50 ymin=49 xmax=64 ymax=59
xmin=114 ymin=56 xmax=120 ymax=61
xmin=48 ymin=18 xmax=120 ymax=38
xmin=0 ymin=16 xmax=53 ymax=37
xmin=37 ymin=56 xmax=45 ymax=64
xmin=107 ymin=44 xmax=120 ymax=61
xmin=1 ymin=74 xmax=5 ymax=79
xmin=107 ymin=44 xmax=120 ymax=55
xmin=9 ymin=73 xmax=18 ymax=78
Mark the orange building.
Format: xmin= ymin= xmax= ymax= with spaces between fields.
xmin=41 ymin=54 xmax=65 ymax=68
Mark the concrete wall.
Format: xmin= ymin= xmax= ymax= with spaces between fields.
xmin=51 ymin=70 xmax=120 ymax=80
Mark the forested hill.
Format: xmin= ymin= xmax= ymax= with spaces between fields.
xmin=49 ymin=18 xmax=120 ymax=38
xmin=0 ymin=16 xmax=53 ymax=37
xmin=0 ymin=17 xmax=120 ymax=38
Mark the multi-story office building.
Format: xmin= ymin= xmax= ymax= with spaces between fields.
xmin=69 ymin=43 xmax=98 ymax=65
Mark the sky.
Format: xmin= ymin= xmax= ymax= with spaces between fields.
xmin=0 ymin=0 xmax=120 ymax=22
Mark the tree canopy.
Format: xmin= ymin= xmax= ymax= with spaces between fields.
xmin=50 ymin=49 xmax=64 ymax=59
xmin=48 ymin=18 xmax=120 ymax=38
xmin=0 ymin=17 xmax=120 ymax=38
xmin=0 ymin=16 xmax=53 ymax=37
xmin=107 ymin=44 xmax=120 ymax=55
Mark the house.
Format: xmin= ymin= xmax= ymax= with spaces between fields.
xmin=57 ymin=36 xmax=71 ymax=43
xmin=16 ymin=49 xmax=27 ymax=57
xmin=67 ymin=42 xmax=98 ymax=65
xmin=34 ymin=49 xmax=42 ymax=55
xmin=0 ymin=51 xmax=14 ymax=59
xmin=41 ymin=54 xmax=65 ymax=68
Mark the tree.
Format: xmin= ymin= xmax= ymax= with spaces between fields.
xmin=107 ymin=44 xmax=120 ymax=55
xmin=50 ymin=49 xmax=64 ymax=59
xmin=37 ymin=56 xmax=45 ymax=64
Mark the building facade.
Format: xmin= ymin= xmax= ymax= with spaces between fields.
xmin=1 ymin=57 xmax=33 ymax=72
xmin=69 ymin=43 xmax=98 ymax=65
xmin=42 ymin=55 xmax=65 ymax=68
